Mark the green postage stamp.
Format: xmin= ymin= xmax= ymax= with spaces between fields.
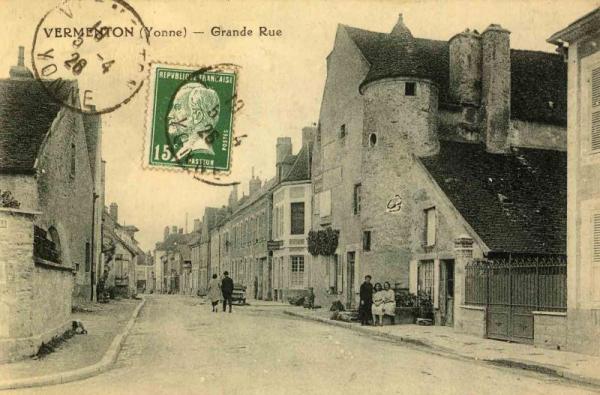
xmin=144 ymin=63 xmax=237 ymax=172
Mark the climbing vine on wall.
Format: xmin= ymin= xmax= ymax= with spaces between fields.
xmin=307 ymin=227 xmax=339 ymax=256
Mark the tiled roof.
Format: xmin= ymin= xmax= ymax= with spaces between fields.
xmin=510 ymin=49 xmax=567 ymax=126
xmin=282 ymin=143 xmax=312 ymax=183
xmin=344 ymin=25 xmax=566 ymax=126
xmin=0 ymin=79 xmax=63 ymax=174
xmin=420 ymin=141 xmax=566 ymax=254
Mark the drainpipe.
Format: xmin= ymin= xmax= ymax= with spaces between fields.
xmin=90 ymin=192 xmax=100 ymax=301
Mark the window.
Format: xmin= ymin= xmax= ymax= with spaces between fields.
xmin=363 ymin=230 xmax=371 ymax=251
xmin=592 ymin=66 xmax=600 ymax=153
xmin=291 ymin=256 xmax=305 ymax=288
xmin=353 ymin=184 xmax=362 ymax=215
xmin=369 ymin=133 xmax=377 ymax=147
xmin=418 ymin=260 xmax=434 ymax=297
xmin=85 ymin=242 xmax=91 ymax=272
xmin=405 ymin=82 xmax=416 ymax=96
xmin=424 ymin=207 xmax=436 ymax=246
xmin=339 ymin=124 xmax=346 ymax=139
xmin=70 ymin=142 xmax=76 ymax=177
xmin=290 ymin=202 xmax=305 ymax=235
xmin=594 ymin=213 xmax=600 ymax=264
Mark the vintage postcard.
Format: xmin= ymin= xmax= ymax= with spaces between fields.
xmin=0 ymin=0 xmax=599 ymax=394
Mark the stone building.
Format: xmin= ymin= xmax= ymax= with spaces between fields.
xmin=548 ymin=7 xmax=600 ymax=356
xmin=102 ymin=203 xmax=144 ymax=297
xmin=204 ymin=133 xmax=315 ymax=301
xmin=153 ymin=225 xmax=191 ymax=294
xmin=310 ymin=15 xmax=567 ymax=343
xmin=0 ymin=47 xmax=103 ymax=360
xmin=271 ymin=131 xmax=314 ymax=302
xmin=135 ymin=251 xmax=155 ymax=293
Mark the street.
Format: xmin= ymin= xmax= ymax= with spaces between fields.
xmin=8 ymin=295 xmax=597 ymax=395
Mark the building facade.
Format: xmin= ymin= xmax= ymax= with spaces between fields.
xmin=0 ymin=47 xmax=104 ymax=307
xmin=309 ymin=15 xmax=567 ymax=344
xmin=0 ymin=47 xmax=104 ymax=360
xmin=102 ymin=203 xmax=144 ymax=298
xmin=549 ymin=7 xmax=600 ymax=356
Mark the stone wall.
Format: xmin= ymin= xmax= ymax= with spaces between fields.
xmin=0 ymin=209 xmax=72 ymax=363
xmin=36 ymin=108 xmax=95 ymax=305
xmin=566 ymin=309 xmax=600 ymax=355
xmin=455 ymin=305 xmax=486 ymax=337
xmin=533 ymin=311 xmax=567 ymax=350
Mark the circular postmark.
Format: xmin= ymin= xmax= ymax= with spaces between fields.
xmin=31 ymin=0 xmax=150 ymax=114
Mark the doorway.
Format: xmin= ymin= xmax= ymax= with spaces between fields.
xmin=346 ymin=252 xmax=355 ymax=309
xmin=440 ymin=260 xmax=455 ymax=326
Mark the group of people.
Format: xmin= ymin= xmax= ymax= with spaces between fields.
xmin=206 ymin=271 xmax=235 ymax=313
xmin=359 ymin=275 xmax=396 ymax=326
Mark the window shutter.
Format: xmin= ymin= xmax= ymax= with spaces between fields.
xmin=592 ymin=67 xmax=600 ymax=153
xmin=593 ymin=213 xmax=600 ymax=264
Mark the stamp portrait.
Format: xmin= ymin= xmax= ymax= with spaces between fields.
xmin=144 ymin=63 xmax=237 ymax=172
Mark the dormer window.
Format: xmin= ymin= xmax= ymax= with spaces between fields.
xmin=405 ymin=82 xmax=416 ymax=96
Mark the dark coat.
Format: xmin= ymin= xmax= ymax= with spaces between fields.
xmin=360 ymin=282 xmax=373 ymax=303
xmin=221 ymin=277 xmax=234 ymax=295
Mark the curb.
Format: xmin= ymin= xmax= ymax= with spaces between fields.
xmin=0 ymin=298 xmax=146 ymax=391
xmin=283 ymin=310 xmax=600 ymax=389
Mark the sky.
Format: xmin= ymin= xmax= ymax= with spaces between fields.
xmin=0 ymin=0 xmax=597 ymax=251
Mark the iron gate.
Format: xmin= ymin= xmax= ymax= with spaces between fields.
xmin=465 ymin=254 xmax=566 ymax=343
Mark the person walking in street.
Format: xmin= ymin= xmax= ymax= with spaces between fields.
xmin=207 ymin=273 xmax=221 ymax=312
xmin=382 ymin=281 xmax=396 ymax=325
xmin=359 ymin=275 xmax=373 ymax=325
xmin=221 ymin=271 xmax=234 ymax=313
xmin=372 ymin=283 xmax=385 ymax=326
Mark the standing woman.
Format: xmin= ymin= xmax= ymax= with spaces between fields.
xmin=382 ymin=282 xmax=396 ymax=325
xmin=207 ymin=273 xmax=221 ymax=312
xmin=371 ymin=283 xmax=385 ymax=326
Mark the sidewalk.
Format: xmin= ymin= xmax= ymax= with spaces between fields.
xmin=284 ymin=306 xmax=600 ymax=388
xmin=0 ymin=297 xmax=143 ymax=390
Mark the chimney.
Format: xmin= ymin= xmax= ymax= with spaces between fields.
xmin=276 ymin=137 xmax=293 ymax=182
xmin=172 ymin=225 xmax=177 ymax=235
xmin=9 ymin=46 xmax=33 ymax=80
xmin=164 ymin=226 xmax=170 ymax=240
xmin=449 ymin=29 xmax=482 ymax=106
xmin=193 ymin=219 xmax=201 ymax=231
xmin=228 ymin=184 xmax=238 ymax=209
xmin=249 ymin=167 xmax=262 ymax=196
xmin=301 ymin=126 xmax=316 ymax=147
xmin=178 ymin=228 xmax=183 ymax=234
xmin=481 ymin=24 xmax=511 ymax=154
xmin=109 ymin=202 xmax=118 ymax=222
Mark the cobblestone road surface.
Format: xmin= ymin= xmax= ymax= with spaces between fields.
xmin=7 ymin=295 xmax=598 ymax=395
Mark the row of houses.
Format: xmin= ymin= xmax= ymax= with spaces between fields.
xmin=155 ymin=10 xmax=600 ymax=356
xmin=0 ymin=48 xmax=147 ymax=362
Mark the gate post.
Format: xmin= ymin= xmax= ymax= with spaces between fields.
xmin=453 ymin=235 xmax=474 ymax=333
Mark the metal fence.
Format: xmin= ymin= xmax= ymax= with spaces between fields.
xmin=33 ymin=226 xmax=61 ymax=263
xmin=465 ymin=254 xmax=567 ymax=312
